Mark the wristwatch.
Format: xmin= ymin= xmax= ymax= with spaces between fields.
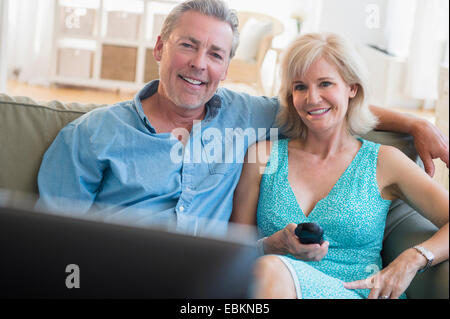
xmin=413 ymin=245 xmax=434 ymax=273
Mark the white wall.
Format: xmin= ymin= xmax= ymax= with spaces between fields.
xmin=0 ymin=0 xmax=8 ymax=93
xmin=227 ymin=0 xmax=323 ymax=48
xmin=318 ymin=0 xmax=436 ymax=109
xmin=319 ymin=0 xmax=387 ymax=47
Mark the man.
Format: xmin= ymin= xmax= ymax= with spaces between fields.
xmin=37 ymin=0 xmax=449 ymax=234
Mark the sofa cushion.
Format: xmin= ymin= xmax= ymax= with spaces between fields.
xmin=360 ymin=130 xmax=420 ymax=164
xmin=0 ymin=94 xmax=105 ymax=194
xmin=234 ymin=18 xmax=273 ymax=62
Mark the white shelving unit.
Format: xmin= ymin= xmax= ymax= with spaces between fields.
xmin=51 ymin=0 xmax=181 ymax=90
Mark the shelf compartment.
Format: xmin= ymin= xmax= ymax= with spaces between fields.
xmin=58 ymin=6 xmax=97 ymax=37
xmin=100 ymin=44 xmax=138 ymax=82
xmin=57 ymin=48 xmax=94 ymax=79
xmin=106 ymin=11 xmax=142 ymax=40
xmin=144 ymin=0 xmax=178 ymax=42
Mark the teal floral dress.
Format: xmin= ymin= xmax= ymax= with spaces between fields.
xmin=257 ymin=138 xmax=404 ymax=299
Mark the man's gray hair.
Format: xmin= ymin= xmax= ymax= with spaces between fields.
xmin=160 ymin=0 xmax=240 ymax=59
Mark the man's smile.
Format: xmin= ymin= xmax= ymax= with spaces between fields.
xmin=179 ymin=75 xmax=207 ymax=86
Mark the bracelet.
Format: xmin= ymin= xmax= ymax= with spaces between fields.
xmin=256 ymin=237 xmax=267 ymax=256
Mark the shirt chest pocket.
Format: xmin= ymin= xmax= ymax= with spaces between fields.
xmin=201 ymin=128 xmax=248 ymax=175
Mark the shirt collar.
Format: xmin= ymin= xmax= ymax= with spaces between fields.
xmin=203 ymin=94 xmax=222 ymax=122
xmin=133 ymin=80 xmax=223 ymax=131
xmin=133 ymin=80 xmax=159 ymax=133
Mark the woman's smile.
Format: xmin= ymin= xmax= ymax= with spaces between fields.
xmin=307 ymin=108 xmax=331 ymax=116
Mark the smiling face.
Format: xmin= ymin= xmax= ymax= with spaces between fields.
xmin=291 ymin=57 xmax=358 ymax=135
xmin=154 ymin=10 xmax=233 ymax=110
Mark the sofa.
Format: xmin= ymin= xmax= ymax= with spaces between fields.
xmin=0 ymin=92 xmax=448 ymax=299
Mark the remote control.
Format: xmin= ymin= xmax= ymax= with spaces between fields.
xmin=295 ymin=222 xmax=324 ymax=245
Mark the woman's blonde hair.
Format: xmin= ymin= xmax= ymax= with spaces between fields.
xmin=276 ymin=32 xmax=378 ymax=139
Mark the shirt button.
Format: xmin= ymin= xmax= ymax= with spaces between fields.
xmin=179 ymin=206 xmax=184 ymax=212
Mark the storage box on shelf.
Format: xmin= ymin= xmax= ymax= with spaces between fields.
xmin=57 ymin=48 xmax=94 ymax=79
xmin=106 ymin=11 xmax=141 ymax=40
xmin=101 ymin=44 xmax=138 ymax=82
xmin=58 ymin=6 xmax=96 ymax=37
xmin=144 ymin=48 xmax=159 ymax=83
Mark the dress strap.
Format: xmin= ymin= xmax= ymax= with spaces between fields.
xmin=264 ymin=138 xmax=289 ymax=176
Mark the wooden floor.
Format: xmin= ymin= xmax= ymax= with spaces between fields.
xmin=5 ymin=79 xmax=436 ymax=123
xmin=5 ymin=80 xmax=136 ymax=105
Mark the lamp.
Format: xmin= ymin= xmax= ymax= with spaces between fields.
xmin=291 ymin=11 xmax=307 ymax=34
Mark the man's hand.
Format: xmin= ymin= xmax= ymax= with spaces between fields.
xmin=411 ymin=118 xmax=449 ymax=177
xmin=370 ymin=106 xmax=449 ymax=176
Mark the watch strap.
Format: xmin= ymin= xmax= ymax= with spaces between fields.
xmin=413 ymin=245 xmax=434 ymax=273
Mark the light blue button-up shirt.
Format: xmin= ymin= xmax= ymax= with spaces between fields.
xmin=37 ymin=80 xmax=279 ymax=234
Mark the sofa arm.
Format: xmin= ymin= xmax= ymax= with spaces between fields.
xmin=382 ymin=199 xmax=449 ymax=299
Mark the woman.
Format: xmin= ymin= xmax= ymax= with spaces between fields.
xmin=231 ymin=33 xmax=449 ymax=299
